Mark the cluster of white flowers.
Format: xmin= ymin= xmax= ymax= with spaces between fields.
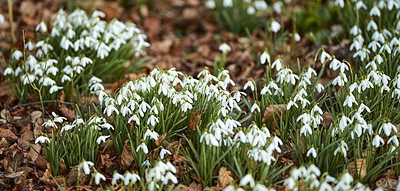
xmin=205 ymin=0 xmax=270 ymax=15
xmin=284 ymin=165 xmax=372 ymax=191
xmin=224 ymin=174 xmax=274 ymax=191
xmin=4 ymin=9 xmax=148 ymax=97
xmin=146 ymin=161 xmax=178 ymax=191
xmin=330 ymin=0 xmax=400 ymax=155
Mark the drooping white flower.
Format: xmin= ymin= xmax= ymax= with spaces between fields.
xmin=260 ymin=50 xmax=270 ymax=64
xmin=270 ymin=20 xmax=281 ymax=33
xmin=272 ymin=58 xmax=282 ymax=71
xmin=35 ymin=21 xmax=47 ymax=32
xmin=219 ymin=43 xmax=231 ymax=54
xmin=124 ymin=172 xmax=141 ymax=186
xmin=372 ymin=134 xmax=385 ymax=148
xmin=79 ymin=160 xmax=94 ymax=175
xmin=94 ymin=172 xmax=106 ymax=185
xmin=160 ymin=148 xmax=172 ymax=159
xmin=240 ymin=174 xmax=255 ymax=188
xmin=136 ymin=142 xmax=149 ymax=154
xmin=35 ymin=136 xmax=50 ymax=144
xmin=96 ymin=135 xmax=110 ymax=144
xmin=205 ymin=0 xmax=216 ymax=9
xmin=12 ymin=50 xmax=23 ymax=60
xmin=223 ymin=0 xmax=233 ymax=7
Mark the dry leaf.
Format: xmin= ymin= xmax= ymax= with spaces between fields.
xmin=27 ymin=144 xmax=41 ymax=163
xmin=189 ymin=111 xmax=201 ymax=131
xmin=188 ymin=182 xmax=202 ymax=191
xmin=349 ymin=158 xmax=367 ymax=180
xmin=120 ymin=140 xmax=134 ymax=170
xmin=0 ymin=128 xmax=18 ymax=140
xmin=59 ymin=159 xmax=67 ymax=176
xmin=33 ymin=118 xmax=43 ymax=137
xmin=156 ymin=131 xmax=168 ymax=146
xmin=40 ymin=163 xmax=57 ymax=186
xmin=217 ymin=167 xmax=234 ymax=189
xmin=18 ymin=131 xmax=34 ymax=150
xmin=1 ymin=109 xmax=12 ymax=122
xmin=30 ymin=111 xmax=42 ymax=123
xmin=58 ymin=103 xmax=75 ymax=122
xmin=0 ymin=138 xmax=9 ymax=149
xmin=262 ymin=104 xmax=286 ymax=131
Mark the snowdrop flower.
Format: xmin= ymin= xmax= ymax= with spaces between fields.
xmin=96 ymin=135 xmax=110 ymax=144
xmin=35 ymin=21 xmax=47 ymax=32
xmin=307 ymin=147 xmax=317 ymax=158
xmin=334 ymin=140 xmax=348 ymax=157
xmin=79 ymin=160 xmax=94 ymax=175
xmin=240 ymin=174 xmax=255 ymax=188
xmin=294 ymin=33 xmax=301 ymax=42
xmin=388 ymin=136 xmax=399 ymax=146
xmin=372 ymin=134 xmax=385 ymax=148
xmin=104 ymin=104 xmax=119 ymax=116
xmin=250 ymin=103 xmax=260 ymax=113
xmin=94 ymin=172 xmax=106 ymax=185
xmin=219 ymin=43 xmax=231 ymax=53
xmin=112 ymin=172 xmax=125 ymax=185
xmin=160 ymin=148 xmax=172 ymax=159
xmin=12 ymin=50 xmax=23 ymax=60
xmin=49 ymin=85 xmax=63 ymax=94
xmin=0 ymin=14 xmax=4 ymax=24
xmin=124 ymin=172 xmax=141 ymax=185
xmin=144 ymin=129 xmax=159 ymax=141
xmin=147 ymin=115 xmax=159 ymax=126
xmin=247 ymin=6 xmax=256 ymax=15
xmin=369 ymin=6 xmax=381 ymax=17
xmin=260 ymin=50 xmax=270 ymax=64
xmin=136 ymin=142 xmax=149 ymax=154
xmin=205 ymin=0 xmax=215 ymax=9
xmin=270 ymin=20 xmax=281 ymax=33
xmin=343 ymin=93 xmax=358 ymax=108
xmin=128 ymin=114 xmax=140 ymax=125
xmin=320 ymin=51 xmax=332 ymax=63
xmin=379 ymin=122 xmax=397 ymax=137
xmin=3 ymin=67 xmax=13 ymax=76
xmin=272 ymin=58 xmax=282 ymax=71
xmin=254 ymin=1 xmax=268 ymax=10
xmin=35 ymin=136 xmax=50 ymax=144
xmin=315 ymin=83 xmax=324 ymax=93
xmin=97 ymin=42 xmax=111 ymax=59
xmin=287 ymin=100 xmax=298 ymax=110
xmin=223 ymin=0 xmax=233 ymax=7
xmin=243 ymin=80 xmax=255 ymax=91
xmin=200 ymin=132 xmax=219 ymax=146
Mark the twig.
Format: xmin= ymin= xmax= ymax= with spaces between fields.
xmin=9 ymin=100 xmax=74 ymax=111
xmin=7 ymin=0 xmax=16 ymax=43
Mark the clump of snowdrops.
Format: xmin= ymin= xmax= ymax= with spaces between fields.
xmin=205 ymin=0 xmax=284 ymax=34
xmin=2 ymin=9 xmax=150 ymax=103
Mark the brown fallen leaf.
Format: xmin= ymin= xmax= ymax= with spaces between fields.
xmin=189 ymin=111 xmax=201 ymax=131
xmin=59 ymin=159 xmax=67 ymax=176
xmin=67 ymin=164 xmax=91 ymax=186
xmin=33 ymin=118 xmax=43 ymax=137
xmin=156 ymin=131 xmax=168 ymax=146
xmin=187 ymin=182 xmax=202 ymax=191
xmin=0 ymin=137 xmax=9 ymax=149
xmin=27 ymin=144 xmax=41 ymax=163
xmin=58 ymin=103 xmax=75 ymax=122
xmin=349 ymin=158 xmax=367 ymax=180
xmin=18 ymin=130 xmax=34 ymax=150
xmin=217 ymin=167 xmax=234 ymax=189
xmin=0 ymin=128 xmax=18 ymax=140
xmin=120 ymin=140 xmax=134 ymax=170
xmin=40 ymin=163 xmax=57 ymax=186
xmin=262 ymin=104 xmax=286 ymax=131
